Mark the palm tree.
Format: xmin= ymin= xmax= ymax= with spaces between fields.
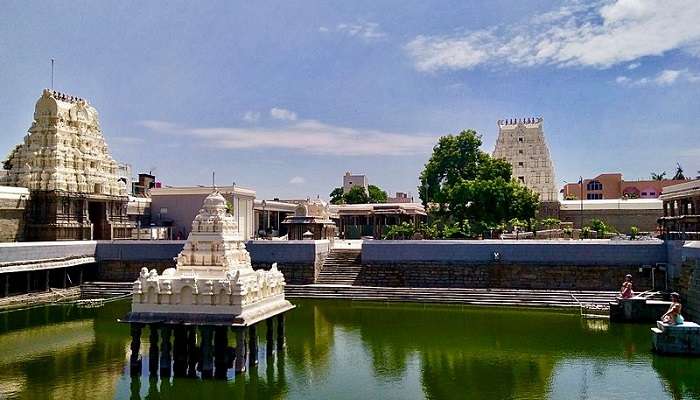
xmin=651 ymin=171 xmax=667 ymax=181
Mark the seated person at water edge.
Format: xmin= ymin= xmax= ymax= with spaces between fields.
xmin=661 ymin=292 xmax=684 ymax=325
xmin=619 ymin=274 xmax=634 ymax=299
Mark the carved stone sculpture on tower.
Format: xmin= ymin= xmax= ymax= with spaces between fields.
xmin=130 ymin=191 xmax=293 ymax=322
xmin=1 ymin=89 xmax=132 ymax=240
xmin=493 ymin=118 xmax=557 ymax=202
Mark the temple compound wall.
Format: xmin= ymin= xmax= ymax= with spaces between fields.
xmin=0 ymin=89 xmax=132 ymax=241
xmin=493 ymin=118 xmax=557 ymax=202
xmin=678 ymin=241 xmax=700 ymax=319
xmin=89 ymin=240 xmax=330 ymax=284
xmin=359 ymin=240 xmax=669 ymax=291
xmin=0 ymin=187 xmax=29 ymax=242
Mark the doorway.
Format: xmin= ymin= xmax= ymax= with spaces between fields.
xmin=88 ymin=201 xmax=109 ymax=240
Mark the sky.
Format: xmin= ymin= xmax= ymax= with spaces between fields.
xmin=1 ymin=0 xmax=699 ymax=200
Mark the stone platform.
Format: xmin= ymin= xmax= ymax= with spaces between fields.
xmin=651 ymin=321 xmax=700 ymax=355
xmin=610 ymin=298 xmax=671 ymax=322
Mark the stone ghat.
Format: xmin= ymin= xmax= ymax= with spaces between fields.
xmin=80 ymin=281 xmax=617 ymax=310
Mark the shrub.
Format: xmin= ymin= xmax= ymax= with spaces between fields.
xmin=581 ymin=226 xmax=591 ymax=239
xmin=630 ymin=226 xmax=639 ymax=240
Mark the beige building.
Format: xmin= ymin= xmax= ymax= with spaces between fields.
xmin=0 ymin=186 xmax=29 ymax=242
xmin=559 ymin=198 xmax=663 ymax=232
xmin=150 ymin=185 xmax=256 ymax=240
xmin=493 ymin=118 xmax=557 ymax=202
xmin=342 ymin=171 xmax=368 ymax=193
xmin=658 ymin=179 xmax=700 ymax=239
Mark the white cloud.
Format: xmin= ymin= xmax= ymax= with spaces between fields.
xmin=289 ymin=176 xmax=306 ymax=184
xmin=321 ymin=20 xmax=386 ymax=42
xmin=616 ymin=69 xmax=700 ymax=86
xmin=405 ymin=0 xmax=700 ymax=71
xmin=627 ymin=62 xmax=641 ymax=70
xmin=270 ymin=107 xmax=297 ymax=121
xmin=242 ymin=111 xmax=260 ymax=123
xmin=139 ymin=118 xmax=438 ymax=156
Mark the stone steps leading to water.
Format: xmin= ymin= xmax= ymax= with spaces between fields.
xmin=284 ymin=285 xmax=616 ymax=309
xmin=80 ymin=281 xmax=616 ymax=310
xmin=316 ymin=249 xmax=363 ymax=285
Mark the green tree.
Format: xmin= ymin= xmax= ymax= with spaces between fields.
xmin=368 ymin=184 xmax=388 ymax=203
xmin=329 ymin=187 xmax=344 ymax=204
xmin=419 ymin=130 xmax=539 ymax=234
xmin=343 ymin=186 xmax=370 ymax=204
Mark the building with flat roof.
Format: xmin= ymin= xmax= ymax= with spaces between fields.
xmin=493 ymin=117 xmax=557 ymax=202
xmin=330 ymin=202 xmax=427 ymax=239
xmin=253 ymin=199 xmax=297 ymax=238
xmin=342 ymin=172 xmax=368 ymax=194
xmin=150 ymin=185 xmax=255 ymax=240
xmin=562 ymin=173 xmax=687 ymax=200
xmin=388 ymin=192 xmax=413 ymax=203
xmin=658 ymin=179 xmax=700 ymax=239
xmin=559 ymin=198 xmax=662 ymax=232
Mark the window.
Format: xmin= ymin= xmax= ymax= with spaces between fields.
xmin=518 ymin=150 xmax=523 ymax=154
xmin=587 ymin=193 xmax=603 ymax=200
xmin=160 ymin=207 xmax=168 ymax=215
xmin=586 ymin=180 xmax=603 ymax=191
xmin=518 ymin=176 xmax=525 ymax=183
xmin=518 ymin=162 xmax=524 ymax=167
xmin=641 ymin=192 xmax=647 ymax=196
xmin=518 ymin=137 xmax=524 ymax=142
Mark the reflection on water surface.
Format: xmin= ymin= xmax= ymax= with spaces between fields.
xmin=0 ymin=300 xmax=699 ymax=399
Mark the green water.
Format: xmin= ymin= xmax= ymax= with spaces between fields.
xmin=0 ymin=300 xmax=699 ymax=400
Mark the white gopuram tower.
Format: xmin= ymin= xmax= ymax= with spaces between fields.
xmin=124 ymin=191 xmax=294 ymax=378
xmin=493 ymin=118 xmax=557 ymax=202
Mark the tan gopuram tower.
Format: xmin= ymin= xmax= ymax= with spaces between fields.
xmin=0 ymin=89 xmax=132 ymax=240
xmin=493 ymin=118 xmax=557 ymax=203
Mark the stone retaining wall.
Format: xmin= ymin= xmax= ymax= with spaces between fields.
xmin=359 ymin=240 xmax=667 ymax=291
xmin=362 ymin=240 xmax=667 ymax=265
xmin=92 ymin=239 xmax=331 ymax=285
xmin=0 ymin=187 xmax=29 ymax=243
xmin=356 ymin=262 xmax=657 ymax=291
xmin=679 ymin=242 xmax=700 ymax=320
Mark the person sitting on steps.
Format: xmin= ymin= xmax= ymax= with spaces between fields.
xmin=619 ymin=274 xmax=634 ymax=299
xmin=661 ymin=292 xmax=684 ymax=325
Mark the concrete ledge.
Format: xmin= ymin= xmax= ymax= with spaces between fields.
xmin=246 ymin=240 xmax=331 ymax=264
xmin=0 ymin=241 xmax=97 ymax=263
xmin=362 ymin=240 xmax=667 ymax=265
